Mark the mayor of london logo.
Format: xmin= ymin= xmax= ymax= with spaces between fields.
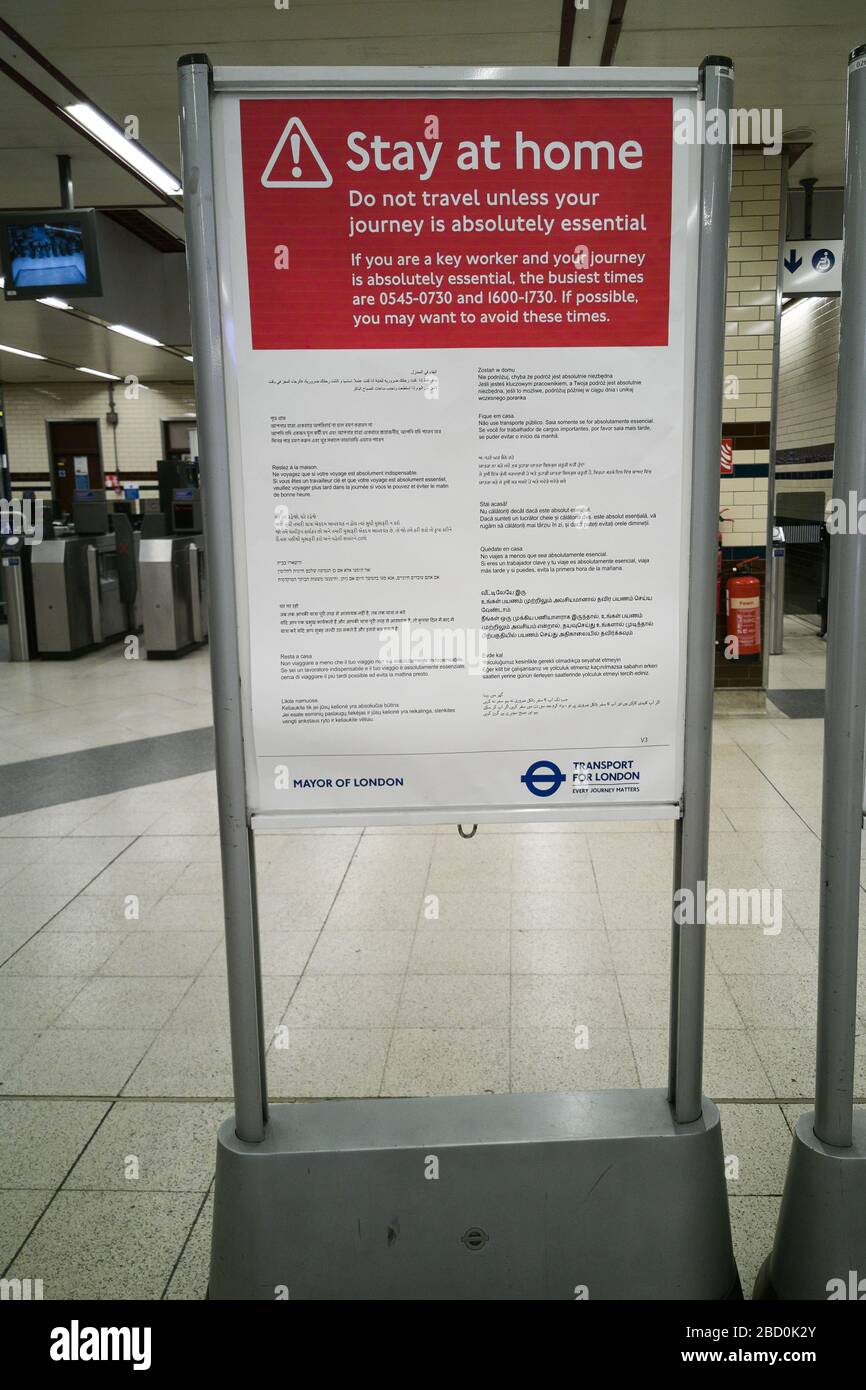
xmin=521 ymin=759 xmax=566 ymax=798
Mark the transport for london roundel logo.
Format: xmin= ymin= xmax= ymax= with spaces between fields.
xmin=521 ymin=760 xmax=566 ymax=798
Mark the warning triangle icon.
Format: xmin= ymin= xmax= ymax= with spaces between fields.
xmin=261 ymin=117 xmax=333 ymax=189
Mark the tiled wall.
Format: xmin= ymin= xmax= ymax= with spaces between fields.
xmin=719 ymin=460 xmax=769 ymax=551
xmin=3 ymin=380 xmax=197 ymax=496
xmin=716 ymin=151 xmax=783 ymax=691
xmin=773 ymin=295 xmax=838 ymax=517
xmin=719 ymin=151 xmax=782 ymax=554
xmin=777 ymin=296 xmax=839 ymax=453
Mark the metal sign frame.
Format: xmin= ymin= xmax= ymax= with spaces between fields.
xmin=213 ymin=65 xmax=700 ymax=830
xmin=178 ymin=54 xmax=736 ymax=1298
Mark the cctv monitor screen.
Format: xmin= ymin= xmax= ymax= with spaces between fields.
xmin=0 ymin=209 xmax=102 ymax=300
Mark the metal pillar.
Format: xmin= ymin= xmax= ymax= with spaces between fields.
xmin=57 ymin=154 xmax=74 ymax=210
xmin=668 ymin=57 xmax=734 ymax=1123
xmin=178 ymin=54 xmax=268 ymax=1143
xmin=755 ymin=44 xmax=866 ymax=1301
xmin=814 ymin=47 xmax=866 ymax=1150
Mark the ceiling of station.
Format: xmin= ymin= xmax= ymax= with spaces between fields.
xmin=614 ymin=0 xmax=860 ymax=184
xmin=0 ymin=0 xmax=569 ymax=222
xmin=0 ymin=0 xmax=860 ymax=383
xmin=0 ymin=0 xmax=571 ymax=384
xmin=0 ymin=294 xmax=191 ymax=384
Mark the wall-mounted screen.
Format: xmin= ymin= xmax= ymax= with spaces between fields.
xmin=0 ymin=209 xmax=102 ymax=300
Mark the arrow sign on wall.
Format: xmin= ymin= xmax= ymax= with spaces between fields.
xmin=782 ymin=239 xmax=842 ymax=293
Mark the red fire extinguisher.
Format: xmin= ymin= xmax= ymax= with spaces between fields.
xmin=726 ymin=561 xmax=762 ymax=660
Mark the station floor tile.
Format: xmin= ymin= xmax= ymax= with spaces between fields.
xmin=0 ymin=616 xmax=853 ymax=1298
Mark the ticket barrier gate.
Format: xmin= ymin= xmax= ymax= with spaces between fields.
xmin=0 ymin=528 xmax=39 ymax=660
xmin=30 ymin=494 xmax=129 ymax=657
xmin=139 ymin=487 xmax=207 ymax=658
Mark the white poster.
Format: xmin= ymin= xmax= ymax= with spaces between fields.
xmin=212 ymin=82 xmax=699 ymax=821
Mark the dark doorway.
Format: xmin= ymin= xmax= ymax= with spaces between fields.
xmin=48 ymin=420 xmax=102 ymax=517
xmin=776 ymin=490 xmax=829 ymax=631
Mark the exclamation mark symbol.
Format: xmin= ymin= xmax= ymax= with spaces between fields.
xmin=291 ymin=132 xmax=302 ymax=179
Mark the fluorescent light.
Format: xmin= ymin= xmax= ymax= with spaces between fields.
xmin=0 ymin=343 xmax=46 ymax=360
xmin=184 ymin=355 xmax=194 ymax=363
xmin=0 ymin=276 xmax=4 ymax=288
xmin=64 ymin=103 xmax=182 ymax=196
xmin=109 ymin=323 xmax=163 ymax=347
xmin=76 ymin=366 xmax=121 ymax=380
xmin=37 ymin=297 xmax=71 ymax=311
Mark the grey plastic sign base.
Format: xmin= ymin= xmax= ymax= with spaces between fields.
xmin=208 ymin=1089 xmax=740 ymax=1300
xmin=754 ymin=1111 xmax=866 ymax=1302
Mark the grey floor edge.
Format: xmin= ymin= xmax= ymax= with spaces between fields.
xmin=2 ymin=726 xmax=216 ymax=815
xmin=767 ymin=688 xmax=825 ymax=719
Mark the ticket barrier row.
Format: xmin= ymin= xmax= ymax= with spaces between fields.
xmin=0 ymin=498 xmax=124 ymax=660
xmin=0 ymin=490 xmax=207 ymax=660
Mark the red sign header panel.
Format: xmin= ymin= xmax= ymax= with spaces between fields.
xmin=239 ymin=97 xmax=673 ymax=351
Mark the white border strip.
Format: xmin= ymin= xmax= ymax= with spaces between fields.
xmin=213 ymin=65 xmax=700 ymax=95
xmin=252 ymin=802 xmax=680 ymax=830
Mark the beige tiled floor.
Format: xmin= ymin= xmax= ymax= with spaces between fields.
xmin=3 ymin=616 xmax=863 ymax=1299
xmin=767 ymin=614 xmax=827 ymax=691
xmin=0 ymin=644 xmax=213 ymax=761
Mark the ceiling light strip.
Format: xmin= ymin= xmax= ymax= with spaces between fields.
xmin=64 ymin=104 xmax=182 ymax=197
xmin=0 ymin=55 xmax=182 ymax=210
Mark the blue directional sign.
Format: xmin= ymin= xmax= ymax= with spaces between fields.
xmin=782 ymin=239 xmax=842 ymax=293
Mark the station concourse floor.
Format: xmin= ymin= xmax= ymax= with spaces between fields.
xmin=1 ymin=615 xmax=863 ymax=1301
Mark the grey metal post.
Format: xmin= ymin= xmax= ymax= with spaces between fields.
xmin=768 ymin=537 xmax=785 ymax=656
xmin=178 ymin=54 xmax=268 ymax=1143
xmin=57 ymin=154 xmax=74 ymax=211
xmin=762 ymin=151 xmax=790 ymax=682
xmin=814 ymin=45 xmax=866 ymax=1149
xmin=668 ymin=57 xmax=733 ymax=1123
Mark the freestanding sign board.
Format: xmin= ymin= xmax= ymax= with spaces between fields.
xmin=179 ymin=57 xmax=740 ymax=1300
xmin=213 ymin=85 xmax=698 ymax=822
